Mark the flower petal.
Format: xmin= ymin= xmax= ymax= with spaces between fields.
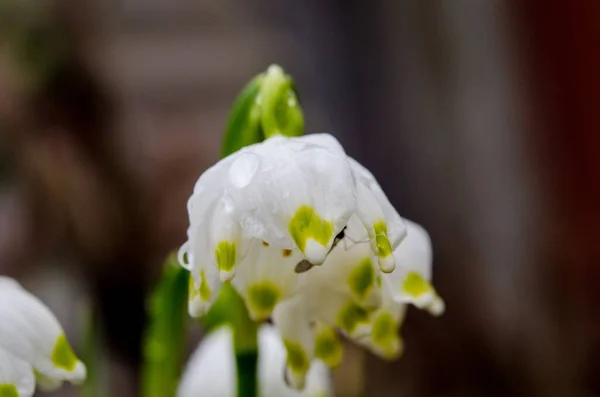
xmin=272 ymin=297 xmax=315 ymax=390
xmin=177 ymin=325 xmax=333 ymax=397
xmin=0 ymin=345 xmax=34 ymax=397
xmin=352 ymin=281 xmax=407 ymax=360
xmin=354 ymin=181 xmax=396 ymax=273
xmin=0 ymin=280 xmax=86 ymax=387
xmin=307 ymin=216 xmax=382 ymax=311
xmin=385 ymin=219 xmax=444 ymax=315
xmin=348 ymin=157 xmax=407 ymax=251
xmin=232 ymin=240 xmax=304 ymax=321
xmin=312 ymin=323 xmax=344 ymax=369
xmin=209 ymin=198 xmax=247 ymax=282
xmin=259 ymin=325 xmax=333 ymax=397
xmin=299 ymin=216 xmax=381 ymax=340
xmin=225 ymin=134 xmax=356 ymax=265
xmin=188 ymin=266 xmax=220 ymax=318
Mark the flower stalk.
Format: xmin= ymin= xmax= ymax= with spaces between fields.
xmin=141 ymin=255 xmax=189 ymax=397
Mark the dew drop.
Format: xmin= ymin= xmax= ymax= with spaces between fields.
xmin=229 ymin=153 xmax=260 ymax=188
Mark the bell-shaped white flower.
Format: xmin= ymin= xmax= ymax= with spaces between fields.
xmin=177 ymin=325 xmax=333 ymax=397
xmin=179 ymin=132 xmax=444 ymax=390
xmin=0 ymin=277 xmax=86 ymax=397
xmin=180 ymin=133 xmax=405 ymax=318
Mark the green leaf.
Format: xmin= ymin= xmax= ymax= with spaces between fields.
xmin=141 ymin=254 xmax=189 ymax=397
xmin=82 ymin=306 xmax=103 ymax=397
xmin=221 ymin=75 xmax=264 ymax=157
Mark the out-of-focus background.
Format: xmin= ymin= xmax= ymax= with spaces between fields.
xmin=1 ymin=0 xmax=599 ymax=396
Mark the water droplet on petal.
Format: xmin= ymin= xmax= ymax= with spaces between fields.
xmin=222 ymin=196 xmax=235 ymax=214
xmin=229 ymin=153 xmax=260 ymax=188
xmin=240 ymin=215 xmax=266 ymax=238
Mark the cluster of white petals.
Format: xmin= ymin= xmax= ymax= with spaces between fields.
xmin=179 ymin=133 xmax=443 ymax=389
xmin=0 ymin=277 xmax=86 ymax=397
xmin=178 ymin=325 xmax=332 ymax=397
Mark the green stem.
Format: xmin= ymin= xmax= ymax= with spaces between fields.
xmin=141 ymin=255 xmax=189 ymax=397
xmin=82 ymin=305 xmax=101 ymax=397
xmin=235 ymin=349 xmax=258 ymax=397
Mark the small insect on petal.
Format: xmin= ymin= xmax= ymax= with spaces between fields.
xmin=295 ymin=260 xmax=314 ymax=274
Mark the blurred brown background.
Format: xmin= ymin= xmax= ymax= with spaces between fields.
xmin=1 ymin=0 xmax=599 ymax=396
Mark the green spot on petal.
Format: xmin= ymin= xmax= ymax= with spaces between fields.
xmin=370 ymin=311 xmax=402 ymax=359
xmin=373 ymin=221 xmax=392 ymax=258
xmin=199 ymin=271 xmax=211 ymax=301
xmin=372 ymin=312 xmax=396 ymax=345
xmin=0 ymin=385 xmax=18 ymax=397
xmin=247 ymin=282 xmax=280 ymax=320
xmin=348 ymin=258 xmax=375 ymax=300
xmin=288 ymin=206 xmax=333 ymax=251
xmin=338 ymin=303 xmax=370 ymax=334
xmin=283 ymin=339 xmax=309 ymax=375
xmin=52 ymin=334 xmax=78 ymax=372
xmin=188 ymin=276 xmax=197 ymax=300
xmin=215 ymin=241 xmax=236 ymax=272
xmin=314 ymin=327 xmax=343 ymax=368
xmin=403 ymin=271 xmax=433 ymax=298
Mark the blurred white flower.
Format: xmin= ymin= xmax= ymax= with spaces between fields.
xmin=179 ymin=133 xmax=443 ymax=389
xmin=177 ymin=325 xmax=332 ymax=397
xmin=0 ymin=277 xmax=86 ymax=397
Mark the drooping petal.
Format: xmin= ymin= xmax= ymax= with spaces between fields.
xmin=183 ymin=153 xmax=238 ymax=279
xmin=384 ymin=219 xmax=444 ymax=315
xmin=305 ymin=216 xmax=381 ymax=338
xmin=177 ymin=325 xmax=333 ymax=397
xmin=0 ymin=279 xmax=86 ymax=387
xmin=232 ymin=239 xmax=305 ymax=322
xmin=348 ymin=157 xmax=407 ymax=253
xmin=353 ymin=181 xmax=396 ymax=273
xmin=187 ymin=266 xmax=221 ymax=318
xmin=312 ymin=323 xmax=344 ymax=369
xmin=179 ymin=233 xmax=222 ymax=318
xmin=0 ymin=345 xmax=35 ymax=397
xmin=225 ymin=134 xmax=356 ymax=265
xmin=325 ymin=216 xmax=383 ymax=309
xmin=351 ymin=280 xmax=407 ymax=360
xmin=259 ymin=326 xmax=333 ymax=397
xmin=272 ymin=297 xmax=315 ymax=390
xmin=208 ymin=198 xmax=248 ymax=282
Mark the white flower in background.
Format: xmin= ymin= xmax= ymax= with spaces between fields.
xmin=179 ymin=132 xmax=443 ymax=389
xmin=177 ymin=325 xmax=332 ymax=397
xmin=0 ymin=277 xmax=86 ymax=397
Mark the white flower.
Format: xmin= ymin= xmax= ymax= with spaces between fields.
xmin=0 ymin=277 xmax=86 ymax=397
xmin=271 ymin=216 xmax=444 ymax=388
xmin=177 ymin=325 xmax=333 ymax=397
xmin=179 ymin=132 xmax=443 ymax=390
xmin=180 ymin=133 xmax=406 ymax=318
